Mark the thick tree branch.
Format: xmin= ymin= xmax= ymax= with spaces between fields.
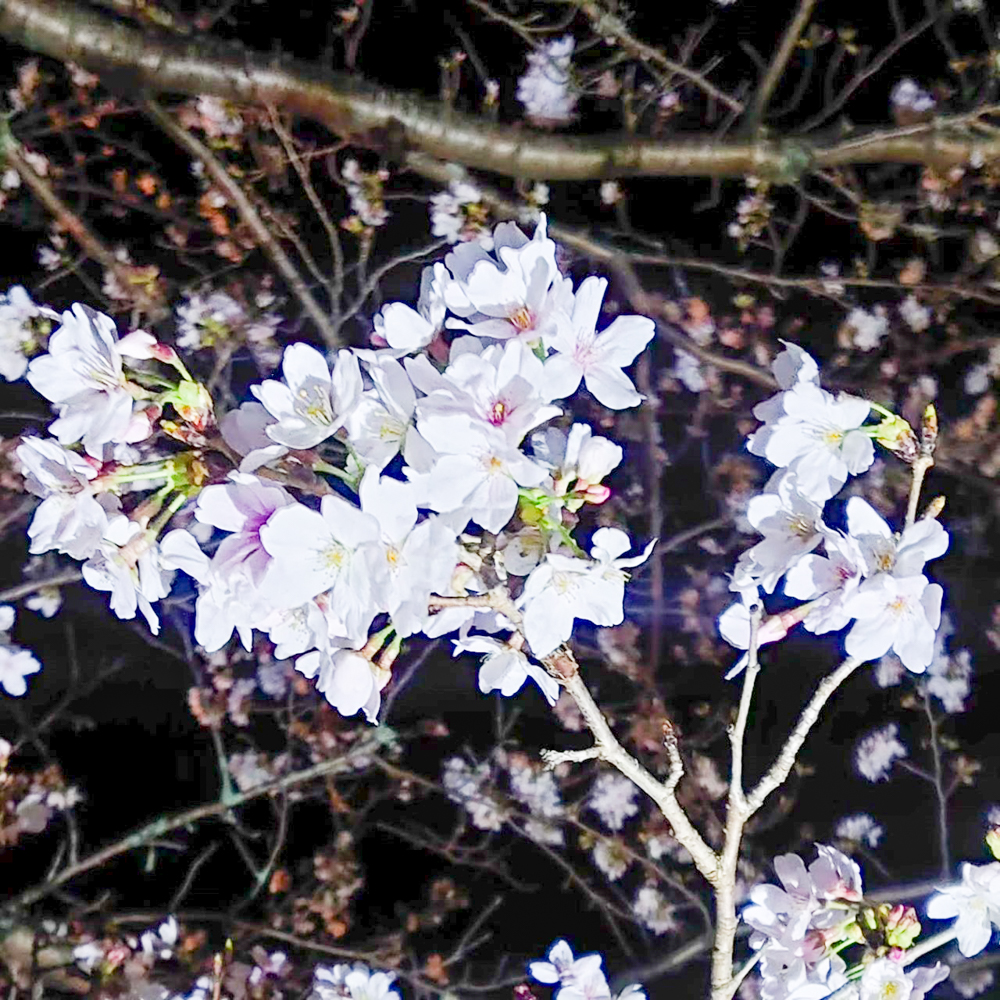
xmin=1 ymin=0 xmax=998 ymax=183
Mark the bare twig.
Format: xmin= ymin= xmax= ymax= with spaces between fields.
xmin=143 ymin=99 xmax=342 ymax=349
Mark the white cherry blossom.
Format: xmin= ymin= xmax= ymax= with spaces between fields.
xmin=843 ymin=573 xmax=942 ymax=671
xmin=17 ymin=436 xmax=120 ymax=560
xmin=543 ymin=277 xmax=655 ymax=409
xmin=927 ymin=862 xmax=1000 ymax=957
xmin=259 ymin=495 xmax=380 ymax=643
xmin=748 ymin=381 xmax=874 ymax=501
xmin=252 ymin=344 xmax=361 ymax=448
xmin=0 ymin=644 xmax=41 ymax=696
xmin=82 ymin=515 xmax=171 ymax=634
xmin=409 ymin=421 xmax=548 ymax=534
xmin=373 ymin=263 xmax=448 ymax=353
xmin=26 ymin=304 xmax=136 ymax=457
xmin=453 ymin=634 xmax=559 ymax=703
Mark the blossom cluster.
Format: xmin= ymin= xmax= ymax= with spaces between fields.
xmin=8 ymin=215 xmax=655 ymax=717
xmin=718 ymin=343 xmax=948 ymax=676
xmin=745 ymin=844 xmax=948 ymax=1000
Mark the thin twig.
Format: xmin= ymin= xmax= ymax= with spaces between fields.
xmin=143 ymin=99 xmax=342 ymax=350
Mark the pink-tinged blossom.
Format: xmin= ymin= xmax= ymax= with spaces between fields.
xmin=783 ymin=531 xmax=864 ymax=635
xmin=413 ymin=339 xmax=561 ymax=447
xmin=843 ymin=574 xmax=943 ymax=672
xmin=195 ymin=473 xmax=294 ymax=587
xmin=444 ymin=216 xmax=572 ymax=344
xmin=516 ymin=36 xmax=579 ymax=127
xmin=855 ymin=723 xmax=907 ymax=782
xmin=531 ymin=423 xmax=623 ymax=491
xmin=927 ymin=862 xmax=1000 ymax=957
xmin=219 ymin=401 xmax=288 ymax=473
xmin=82 ymin=515 xmax=170 ymax=634
xmin=252 ymin=344 xmax=361 ymax=449
xmin=26 ymin=304 xmax=136 ymax=457
xmin=544 ymin=277 xmax=655 ymax=410
xmin=410 ymin=421 xmax=548 ymax=534
xmin=453 ymin=634 xmax=559 ymax=704
xmin=160 ymin=528 xmax=269 ymax=653
xmin=748 ymin=380 xmax=874 ymax=502
xmin=16 ymin=436 xmax=120 ymax=560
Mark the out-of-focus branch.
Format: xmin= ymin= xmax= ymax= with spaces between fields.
xmin=0 ymin=127 xmax=166 ymax=319
xmin=746 ymin=0 xmax=816 ymax=129
xmin=1 ymin=0 xmax=998 ymax=182
xmin=143 ymin=99 xmax=343 ymax=349
xmin=4 ymin=738 xmax=384 ymax=913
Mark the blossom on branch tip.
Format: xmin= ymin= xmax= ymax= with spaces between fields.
xmin=453 ymin=634 xmax=559 ymax=704
xmin=927 ymin=862 xmax=1000 ymax=957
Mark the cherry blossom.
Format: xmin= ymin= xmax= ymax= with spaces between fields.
xmin=82 ymin=515 xmax=171 ymax=634
xmin=855 ymin=723 xmax=908 ymax=782
xmin=259 ymin=495 xmax=380 ymax=644
xmin=748 ymin=361 xmax=875 ymax=501
xmin=453 ymin=634 xmax=559 ymax=703
xmin=252 ymin=344 xmax=361 ymax=449
xmin=26 ymin=303 xmax=137 ymax=457
xmin=409 ymin=420 xmax=548 ymax=534
xmin=298 ymin=647 xmax=381 ymax=723
xmin=843 ymin=573 xmax=943 ymax=671
xmin=734 ymin=474 xmax=827 ymax=593
xmin=0 ymin=284 xmax=56 ymax=381
xmin=373 ymin=263 xmax=448 ymax=352
xmin=529 ymin=940 xmax=610 ymax=1000
xmin=927 ymin=862 xmax=1000 ymax=957
xmin=516 ymin=35 xmax=579 ymax=126
xmin=544 ymin=277 xmax=656 ymax=409
xmin=16 ymin=436 xmax=119 ymax=560
xmin=444 ymin=216 xmax=572 ymax=344
xmin=0 ymin=625 xmax=41 ymax=696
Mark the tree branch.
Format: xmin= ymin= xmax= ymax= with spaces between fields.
xmin=1 ymin=0 xmax=998 ymax=184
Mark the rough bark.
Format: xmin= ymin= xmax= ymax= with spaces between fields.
xmin=0 ymin=0 xmax=995 ymax=183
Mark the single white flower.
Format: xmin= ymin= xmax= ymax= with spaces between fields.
xmin=927 ymin=862 xmax=1000 ymax=957
xmin=26 ymin=304 xmax=136 ymax=457
xmin=252 ymin=344 xmax=361 ymax=449
xmin=0 ymin=644 xmax=41 ymax=696
xmin=748 ymin=381 xmax=874 ymax=501
xmin=843 ymin=574 xmax=943 ymax=672
xmin=544 ymin=277 xmax=655 ymax=410
xmin=453 ymin=634 xmax=559 ymax=704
